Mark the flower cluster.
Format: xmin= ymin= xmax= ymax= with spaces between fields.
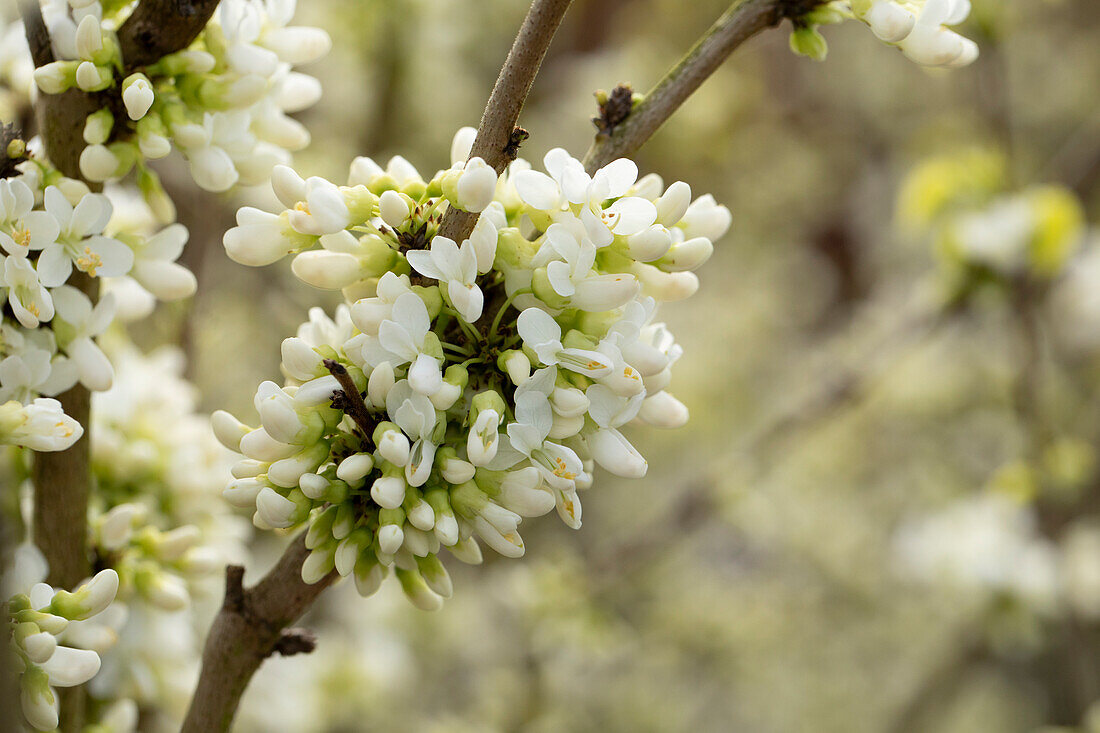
xmin=214 ymin=129 xmax=729 ymax=608
xmin=0 ymin=162 xmax=195 ymax=451
xmin=3 ymin=543 xmax=120 ymax=731
xmin=33 ymin=0 xmax=329 ymax=199
xmin=789 ymin=0 xmax=977 ymax=67
xmin=898 ymin=149 xmax=1085 ymax=291
xmin=80 ymin=343 xmax=246 ymax=726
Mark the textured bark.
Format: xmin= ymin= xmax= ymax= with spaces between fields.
xmin=436 ymin=0 xmax=574 ymax=244
xmin=117 ymin=0 xmax=223 ymax=70
xmin=18 ymin=2 xmax=224 ymax=729
xmin=180 ymin=537 xmax=337 ymax=733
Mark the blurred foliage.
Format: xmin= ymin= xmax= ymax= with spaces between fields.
xmin=59 ymin=0 xmax=1100 ymax=730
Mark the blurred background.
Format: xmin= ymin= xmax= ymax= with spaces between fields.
xmin=14 ymin=0 xmax=1100 ymax=730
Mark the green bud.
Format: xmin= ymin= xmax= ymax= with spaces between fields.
xmin=332 ymin=502 xmax=356 ymax=540
xmin=415 ymin=554 xmax=453 ymax=598
xmin=443 ymin=364 xmax=469 ymax=391
xmin=562 ymin=328 xmax=598 ymax=351
xmin=305 ymin=506 xmax=338 ymax=549
xmin=496 ymin=228 xmax=537 ymax=269
xmin=413 ymin=285 xmax=444 ymax=319
xmin=789 ymin=27 xmax=828 ymax=61
xmin=395 ymin=566 xmax=442 ymax=611
xmin=473 ymin=468 xmax=505 ymax=498
xmin=531 ymin=268 xmax=569 ymax=309
xmin=342 ymin=184 xmax=378 ymax=223
xmin=325 ymin=478 xmax=350 ymax=504
xmin=449 ymin=480 xmax=488 ymax=518
xmin=424 ymin=488 xmax=453 ymax=518
xmin=378 ymin=506 xmax=406 ymax=526
xmin=422 ymin=331 xmax=445 ymax=361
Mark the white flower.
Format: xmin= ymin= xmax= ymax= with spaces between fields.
xmin=0 ymin=178 xmax=60 ymax=258
xmin=362 ymin=292 xmax=443 ymax=396
xmin=517 ymin=307 xmax=612 ymax=377
xmin=406 ymin=236 xmax=483 ymax=322
xmin=224 ymin=207 xmax=306 ymax=266
xmin=127 ymin=223 xmax=197 ymax=300
xmin=0 ymin=398 xmax=83 ymax=451
xmin=899 ymin=0 xmax=978 ymax=68
xmin=3 ymin=255 xmax=54 ymax=328
xmin=513 ymin=148 xmax=657 ymax=246
xmin=273 ymin=165 xmax=350 ymax=235
xmin=584 ymin=385 xmax=647 ymax=478
xmin=534 ymin=221 xmax=640 ymax=311
xmin=386 ymin=380 xmax=439 ymax=487
xmin=505 ymin=390 xmax=585 ymax=492
xmin=38 ymin=186 xmax=133 ymax=284
xmin=50 ymin=286 xmax=116 ymax=391
xmin=467 ymin=408 xmax=501 ymax=467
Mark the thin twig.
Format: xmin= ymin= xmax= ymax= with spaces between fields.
xmin=181 ymin=535 xmax=337 ymax=733
xmin=324 ymin=359 xmax=375 ymax=438
xmin=436 ymin=0 xmax=574 ymax=244
xmin=581 ymin=0 xmax=826 ymax=174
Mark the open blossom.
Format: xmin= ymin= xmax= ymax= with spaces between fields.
xmin=4 ymin=542 xmax=120 ymax=731
xmin=215 ymin=131 xmax=728 ymax=609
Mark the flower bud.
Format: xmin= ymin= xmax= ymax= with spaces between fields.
xmin=121 ymin=73 xmax=155 ymax=120
xmin=379 ymin=189 xmax=410 ymax=228
xmin=224 ymin=477 xmax=265 ymax=508
xmin=638 ymin=390 xmax=689 ymax=428
xmin=448 ymin=536 xmax=483 ymax=564
xmin=416 ymin=554 xmax=453 ymax=598
xmin=79 ymin=144 xmax=122 ymax=181
xmin=354 ymin=553 xmax=386 ymax=597
xmin=34 ymin=61 xmax=76 ymax=94
xmin=371 ymin=474 xmax=407 ymax=509
xmin=336 ymin=452 xmax=374 ymax=484
xmin=49 ymin=569 xmax=118 ymax=621
xmin=387 ymin=568 xmax=438 ymax=612
xmin=301 ymin=543 xmax=336 ymax=584
xmin=659 ymin=237 xmax=714 ymax=272
xmin=83 ymin=108 xmax=113 ymax=145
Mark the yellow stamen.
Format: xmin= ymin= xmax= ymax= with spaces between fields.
xmin=75 ymin=246 xmax=103 ymax=277
xmin=13 ymin=227 xmax=31 ymax=248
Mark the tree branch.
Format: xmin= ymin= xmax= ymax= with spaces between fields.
xmin=19 ymin=3 xmax=222 ymax=728
xmin=180 ymin=535 xmax=337 ymax=733
xmin=117 ymin=0 xmax=222 ymax=70
xmin=581 ymin=0 xmax=826 ymax=174
xmin=436 ymin=0 xmax=574 ymax=244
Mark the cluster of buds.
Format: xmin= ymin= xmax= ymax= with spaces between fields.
xmin=91 ymin=504 xmax=220 ymax=613
xmin=214 ymin=128 xmax=730 ymax=609
xmin=0 ymin=161 xmax=195 ymax=452
xmin=790 ymin=0 xmax=977 ymax=67
xmin=3 ymin=544 xmax=120 ymax=731
xmin=31 ymin=0 xmax=329 ymax=198
xmin=898 ymin=149 xmax=1085 ymax=293
xmin=74 ymin=343 xmax=244 ymax=725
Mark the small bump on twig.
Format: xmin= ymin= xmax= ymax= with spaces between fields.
xmin=592 ymin=83 xmax=634 ymax=139
xmin=223 ymin=565 xmax=246 ymax=613
xmin=503 ymin=126 xmax=530 ymax=162
xmin=272 ymin=628 xmax=318 ymax=657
